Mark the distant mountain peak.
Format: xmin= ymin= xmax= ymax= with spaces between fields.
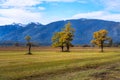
xmin=0 ymin=19 xmax=120 ymax=46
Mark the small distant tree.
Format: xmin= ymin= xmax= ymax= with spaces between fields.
xmin=52 ymin=22 xmax=74 ymax=52
xmin=91 ymin=29 xmax=110 ymax=52
xmin=25 ymin=36 xmax=32 ymax=55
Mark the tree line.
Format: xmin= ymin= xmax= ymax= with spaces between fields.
xmin=25 ymin=22 xmax=112 ymax=54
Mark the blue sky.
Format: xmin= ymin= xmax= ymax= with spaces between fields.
xmin=0 ymin=0 xmax=120 ymax=25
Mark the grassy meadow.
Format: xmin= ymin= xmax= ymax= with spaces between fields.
xmin=0 ymin=47 xmax=120 ymax=80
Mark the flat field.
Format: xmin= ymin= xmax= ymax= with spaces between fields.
xmin=0 ymin=47 xmax=120 ymax=80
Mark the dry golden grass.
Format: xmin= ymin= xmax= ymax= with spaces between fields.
xmin=0 ymin=47 xmax=120 ymax=80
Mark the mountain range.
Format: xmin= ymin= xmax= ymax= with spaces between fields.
xmin=0 ymin=18 xmax=120 ymax=46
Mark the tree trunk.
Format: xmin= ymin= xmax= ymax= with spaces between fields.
xmin=66 ymin=43 xmax=70 ymax=52
xmin=61 ymin=46 xmax=64 ymax=52
xmin=101 ymin=41 xmax=104 ymax=52
xmin=28 ymin=43 xmax=32 ymax=55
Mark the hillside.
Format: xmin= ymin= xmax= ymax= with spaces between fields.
xmin=0 ymin=19 xmax=120 ymax=46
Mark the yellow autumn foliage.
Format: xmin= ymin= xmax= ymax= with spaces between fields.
xmin=91 ymin=29 xmax=108 ymax=47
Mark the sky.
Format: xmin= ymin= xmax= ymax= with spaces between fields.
xmin=0 ymin=0 xmax=120 ymax=25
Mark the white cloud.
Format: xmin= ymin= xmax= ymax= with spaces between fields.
xmin=0 ymin=17 xmax=15 ymax=25
xmin=0 ymin=0 xmax=41 ymax=7
xmin=0 ymin=0 xmax=85 ymax=8
xmin=0 ymin=8 xmax=43 ymax=25
xmin=38 ymin=7 xmax=45 ymax=10
xmin=93 ymin=0 xmax=120 ymax=12
xmin=0 ymin=0 xmax=83 ymax=25
xmin=73 ymin=11 xmax=106 ymax=18
xmin=0 ymin=0 xmax=120 ymax=25
xmin=41 ymin=0 xmax=88 ymax=3
xmin=40 ymin=0 xmax=77 ymax=2
xmin=0 ymin=0 xmax=46 ymax=25
xmin=103 ymin=0 xmax=120 ymax=11
xmin=72 ymin=11 xmax=120 ymax=22
xmin=77 ymin=0 xmax=87 ymax=4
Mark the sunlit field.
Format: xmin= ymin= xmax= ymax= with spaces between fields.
xmin=0 ymin=47 xmax=120 ymax=80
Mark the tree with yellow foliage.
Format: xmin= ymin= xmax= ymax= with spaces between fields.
xmin=52 ymin=32 xmax=65 ymax=52
xmin=52 ymin=22 xmax=74 ymax=52
xmin=91 ymin=29 xmax=110 ymax=52
xmin=62 ymin=22 xmax=74 ymax=52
